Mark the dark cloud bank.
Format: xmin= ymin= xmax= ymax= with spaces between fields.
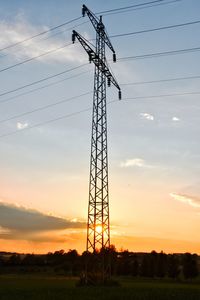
xmin=0 ymin=201 xmax=85 ymax=241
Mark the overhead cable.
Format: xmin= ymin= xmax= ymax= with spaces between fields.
xmin=118 ymin=46 xmax=200 ymax=62
xmin=0 ymin=43 xmax=71 ymax=73
xmin=0 ymin=63 xmax=87 ymax=98
xmin=0 ymin=0 xmax=182 ymax=54
xmin=0 ymin=90 xmax=199 ymax=139
xmin=0 ymin=44 xmax=199 ymax=99
xmin=0 ymin=70 xmax=90 ymax=105
xmin=0 ymin=17 xmax=81 ymax=53
xmin=121 ymin=74 xmax=200 ymax=86
xmin=110 ymin=20 xmax=200 ymax=39
xmin=2 ymin=18 xmax=200 ymax=74
xmin=98 ymin=0 xmax=181 ymax=14
xmin=0 ymin=91 xmax=92 ymax=124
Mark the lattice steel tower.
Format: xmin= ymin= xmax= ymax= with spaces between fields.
xmin=72 ymin=5 xmax=121 ymax=258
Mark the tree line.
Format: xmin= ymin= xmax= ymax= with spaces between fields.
xmin=0 ymin=248 xmax=199 ymax=280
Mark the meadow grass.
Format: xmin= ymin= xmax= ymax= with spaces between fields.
xmin=0 ymin=275 xmax=199 ymax=300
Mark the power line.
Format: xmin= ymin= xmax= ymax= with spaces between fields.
xmin=0 ymin=17 xmax=81 ymax=53
xmin=2 ymin=68 xmax=200 ymax=107
xmin=32 ymin=1 xmax=179 ymax=41
xmin=0 ymin=63 xmax=87 ymax=98
xmin=0 ymin=0 xmax=191 ymax=72
xmin=0 ymin=45 xmax=199 ymax=99
xmin=0 ymin=70 xmax=90 ymax=105
xmin=121 ymin=74 xmax=200 ymax=86
xmin=0 ymin=43 xmax=71 ymax=73
xmin=118 ymin=46 xmax=200 ymax=62
xmin=0 ymin=91 xmax=92 ymax=124
xmin=2 ymin=19 xmax=200 ymax=75
xmin=0 ymin=90 xmax=199 ymax=139
xmin=100 ymin=0 xmax=181 ymax=16
xmin=36 ymin=20 xmax=89 ymax=43
xmin=1 ymin=70 xmax=198 ymax=107
xmin=124 ymin=91 xmax=200 ymax=100
xmin=0 ymin=106 xmax=95 ymax=139
xmin=0 ymin=0 xmax=181 ymax=55
xmin=0 ymin=21 xmax=89 ymax=59
xmin=1 ymin=71 xmax=200 ymax=124
xmin=0 ymin=20 xmax=90 ymax=60
xmin=98 ymin=0 xmax=180 ymax=14
xmin=110 ymin=20 xmax=200 ymax=39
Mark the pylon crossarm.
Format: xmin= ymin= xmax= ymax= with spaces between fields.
xmin=72 ymin=30 xmax=120 ymax=91
xmin=82 ymin=5 xmax=99 ymax=33
xmin=72 ymin=30 xmax=97 ymax=62
xmin=82 ymin=4 xmax=116 ymax=55
xmin=102 ymin=30 xmax=115 ymax=56
xmin=103 ymin=58 xmax=120 ymax=90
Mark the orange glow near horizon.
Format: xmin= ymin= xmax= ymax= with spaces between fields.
xmin=1 ymin=231 xmax=200 ymax=255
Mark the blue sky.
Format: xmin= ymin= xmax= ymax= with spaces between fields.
xmin=0 ymin=0 xmax=199 ymax=253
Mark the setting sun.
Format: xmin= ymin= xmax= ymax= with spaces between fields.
xmin=95 ymin=224 xmax=103 ymax=234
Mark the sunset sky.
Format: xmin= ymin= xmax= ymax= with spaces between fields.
xmin=0 ymin=0 xmax=200 ymax=254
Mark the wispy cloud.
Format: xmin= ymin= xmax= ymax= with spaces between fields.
xmin=17 ymin=122 xmax=28 ymax=130
xmin=140 ymin=113 xmax=154 ymax=121
xmin=0 ymin=16 xmax=84 ymax=63
xmin=120 ymin=158 xmax=152 ymax=168
xmin=172 ymin=117 xmax=180 ymax=122
xmin=170 ymin=193 xmax=200 ymax=208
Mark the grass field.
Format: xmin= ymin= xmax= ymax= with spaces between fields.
xmin=0 ymin=275 xmax=199 ymax=300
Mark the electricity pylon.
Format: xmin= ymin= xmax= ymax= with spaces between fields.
xmin=72 ymin=5 xmax=121 ymax=282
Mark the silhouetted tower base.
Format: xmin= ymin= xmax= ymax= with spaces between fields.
xmin=72 ymin=4 xmax=121 ymax=284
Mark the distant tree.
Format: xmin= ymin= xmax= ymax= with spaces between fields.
xmin=167 ymin=254 xmax=180 ymax=279
xmin=139 ymin=251 xmax=168 ymax=278
xmin=118 ymin=250 xmax=132 ymax=275
xmin=8 ymin=254 xmax=21 ymax=266
xmin=140 ymin=254 xmax=151 ymax=277
xmin=140 ymin=252 xmax=159 ymax=277
xmin=65 ymin=249 xmax=78 ymax=260
xmin=22 ymin=254 xmax=36 ymax=266
xmin=131 ymin=255 xmax=139 ymax=277
xmin=49 ymin=249 xmax=65 ymax=265
xmin=64 ymin=249 xmax=79 ymax=275
xmin=149 ymin=251 xmax=158 ymax=277
xmin=80 ymin=251 xmax=94 ymax=274
xmin=1 ymin=248 xmax=199 ymax=280
xmin=107 ymin=245 xmax=117 ymax=276
xmin=0 ymin=255 xmax=4 ymax=267
xmin=54 ymin=249 xmax=65 ymax=256
xmin=182 ymin=253 xmax=199 ymax=279
xmin=156 ymin=252 xmax=167 ymax=278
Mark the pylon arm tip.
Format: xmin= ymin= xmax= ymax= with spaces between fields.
xmin=119 ymin=90 xmax=122 ymax=100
